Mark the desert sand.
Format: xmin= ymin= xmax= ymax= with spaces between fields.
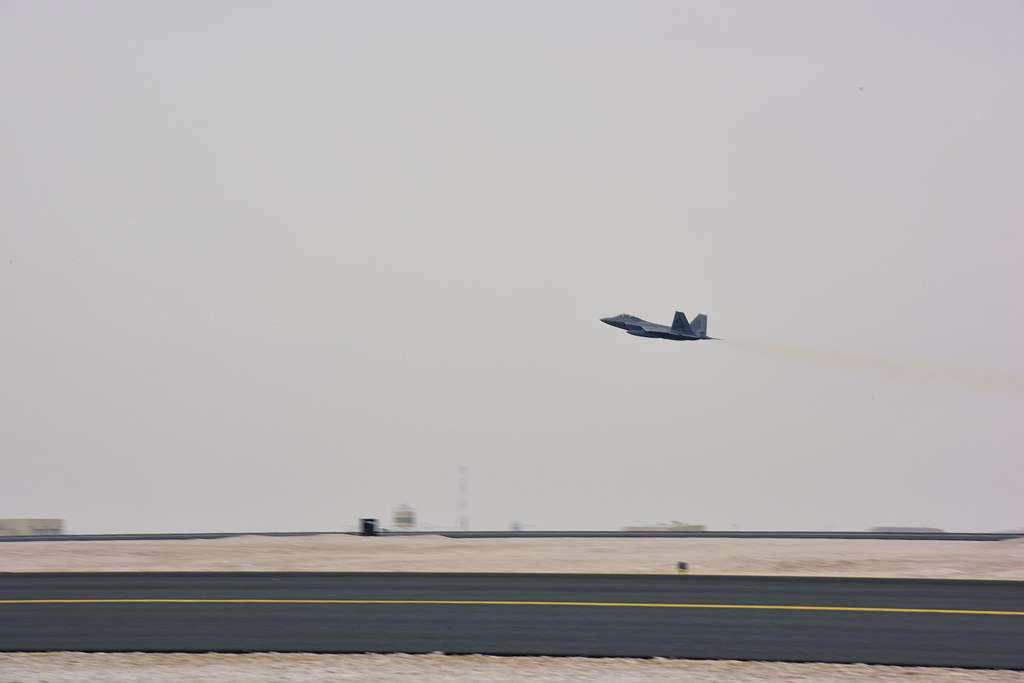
xmin=1 ymin=534 xmax=1022 ymax=578
xmin=0 ymin=651 xmax=1019 ymax=683
xmin=1 ymin=653 xmax=1022 ymax=683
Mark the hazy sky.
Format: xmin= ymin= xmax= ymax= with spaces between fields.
xmin=2 ymin=1 xmax=1021 ymax=533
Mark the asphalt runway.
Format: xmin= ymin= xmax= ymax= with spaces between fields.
xmin=1 ymin=573 xmax=1022 ymax=669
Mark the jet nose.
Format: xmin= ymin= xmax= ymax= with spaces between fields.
xmin=600 ymin=317 xmax=614 ymax=325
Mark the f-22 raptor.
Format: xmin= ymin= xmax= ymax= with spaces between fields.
xmin=601 ymin=311 xmax=714 ymax=341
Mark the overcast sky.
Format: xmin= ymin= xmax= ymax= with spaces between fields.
xmin=2 ymin=1 xmax=1021 ymax=533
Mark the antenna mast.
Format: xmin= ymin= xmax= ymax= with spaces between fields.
xmin=457 ymin=465 xmax=469 ymax=531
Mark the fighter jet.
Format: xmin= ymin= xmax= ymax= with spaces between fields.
xmin=600 ymin=311 xmax=714 ymax=340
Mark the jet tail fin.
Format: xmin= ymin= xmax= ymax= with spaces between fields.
xmin=671 ymin=311 xmax=693 ymax=334
xmin=690 ymin=314 xmax=708 ymax=338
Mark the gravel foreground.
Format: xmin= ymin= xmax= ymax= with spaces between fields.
xmin=1 ymin=535 xmax=1022 ymax=578
xmin=1 ymin=654 xmax=1021 ymax=683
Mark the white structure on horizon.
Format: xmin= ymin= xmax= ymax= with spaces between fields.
xmin=0 ymin=519 xmax=64 ymax=536
xmin=622 ymin=521 xmax=706 ymax=532
xmin=392 ymin=505 xmax=416 ymax=530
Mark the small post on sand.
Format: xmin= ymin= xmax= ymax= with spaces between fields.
xmin=677 ymin=561 xmax=689 ymax=575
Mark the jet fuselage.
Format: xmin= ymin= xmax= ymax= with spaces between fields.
xmin=600 ymin=312 xmax=712 ymax=341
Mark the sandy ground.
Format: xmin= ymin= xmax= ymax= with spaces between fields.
xmin=1 ymin=653 xmax=1021 ymax=683
xmin=1 ymin=535 xmax=1022 ymax=578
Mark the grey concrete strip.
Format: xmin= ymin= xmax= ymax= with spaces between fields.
xmin=2 ymin=530 xmax=1021 ymax=542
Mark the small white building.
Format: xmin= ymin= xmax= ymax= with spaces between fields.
xmin=0 ymin=519 xmax=64 ymax=536
xmin=392 ymin=505 xmax=416 ymax=530
xmin=622 ymin=521 xmax=706 ymax=532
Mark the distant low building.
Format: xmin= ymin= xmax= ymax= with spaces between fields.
xmin=392 ymin=505 xmax=416 ymax=530
xmin=622 ymin=521 xmax=706 ymax=532
xmin=0 ymin=519 xmax=64 ymax=536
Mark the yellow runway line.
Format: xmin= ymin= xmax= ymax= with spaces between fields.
xmin=0 ymin=599 xmax=1021 ymax=616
